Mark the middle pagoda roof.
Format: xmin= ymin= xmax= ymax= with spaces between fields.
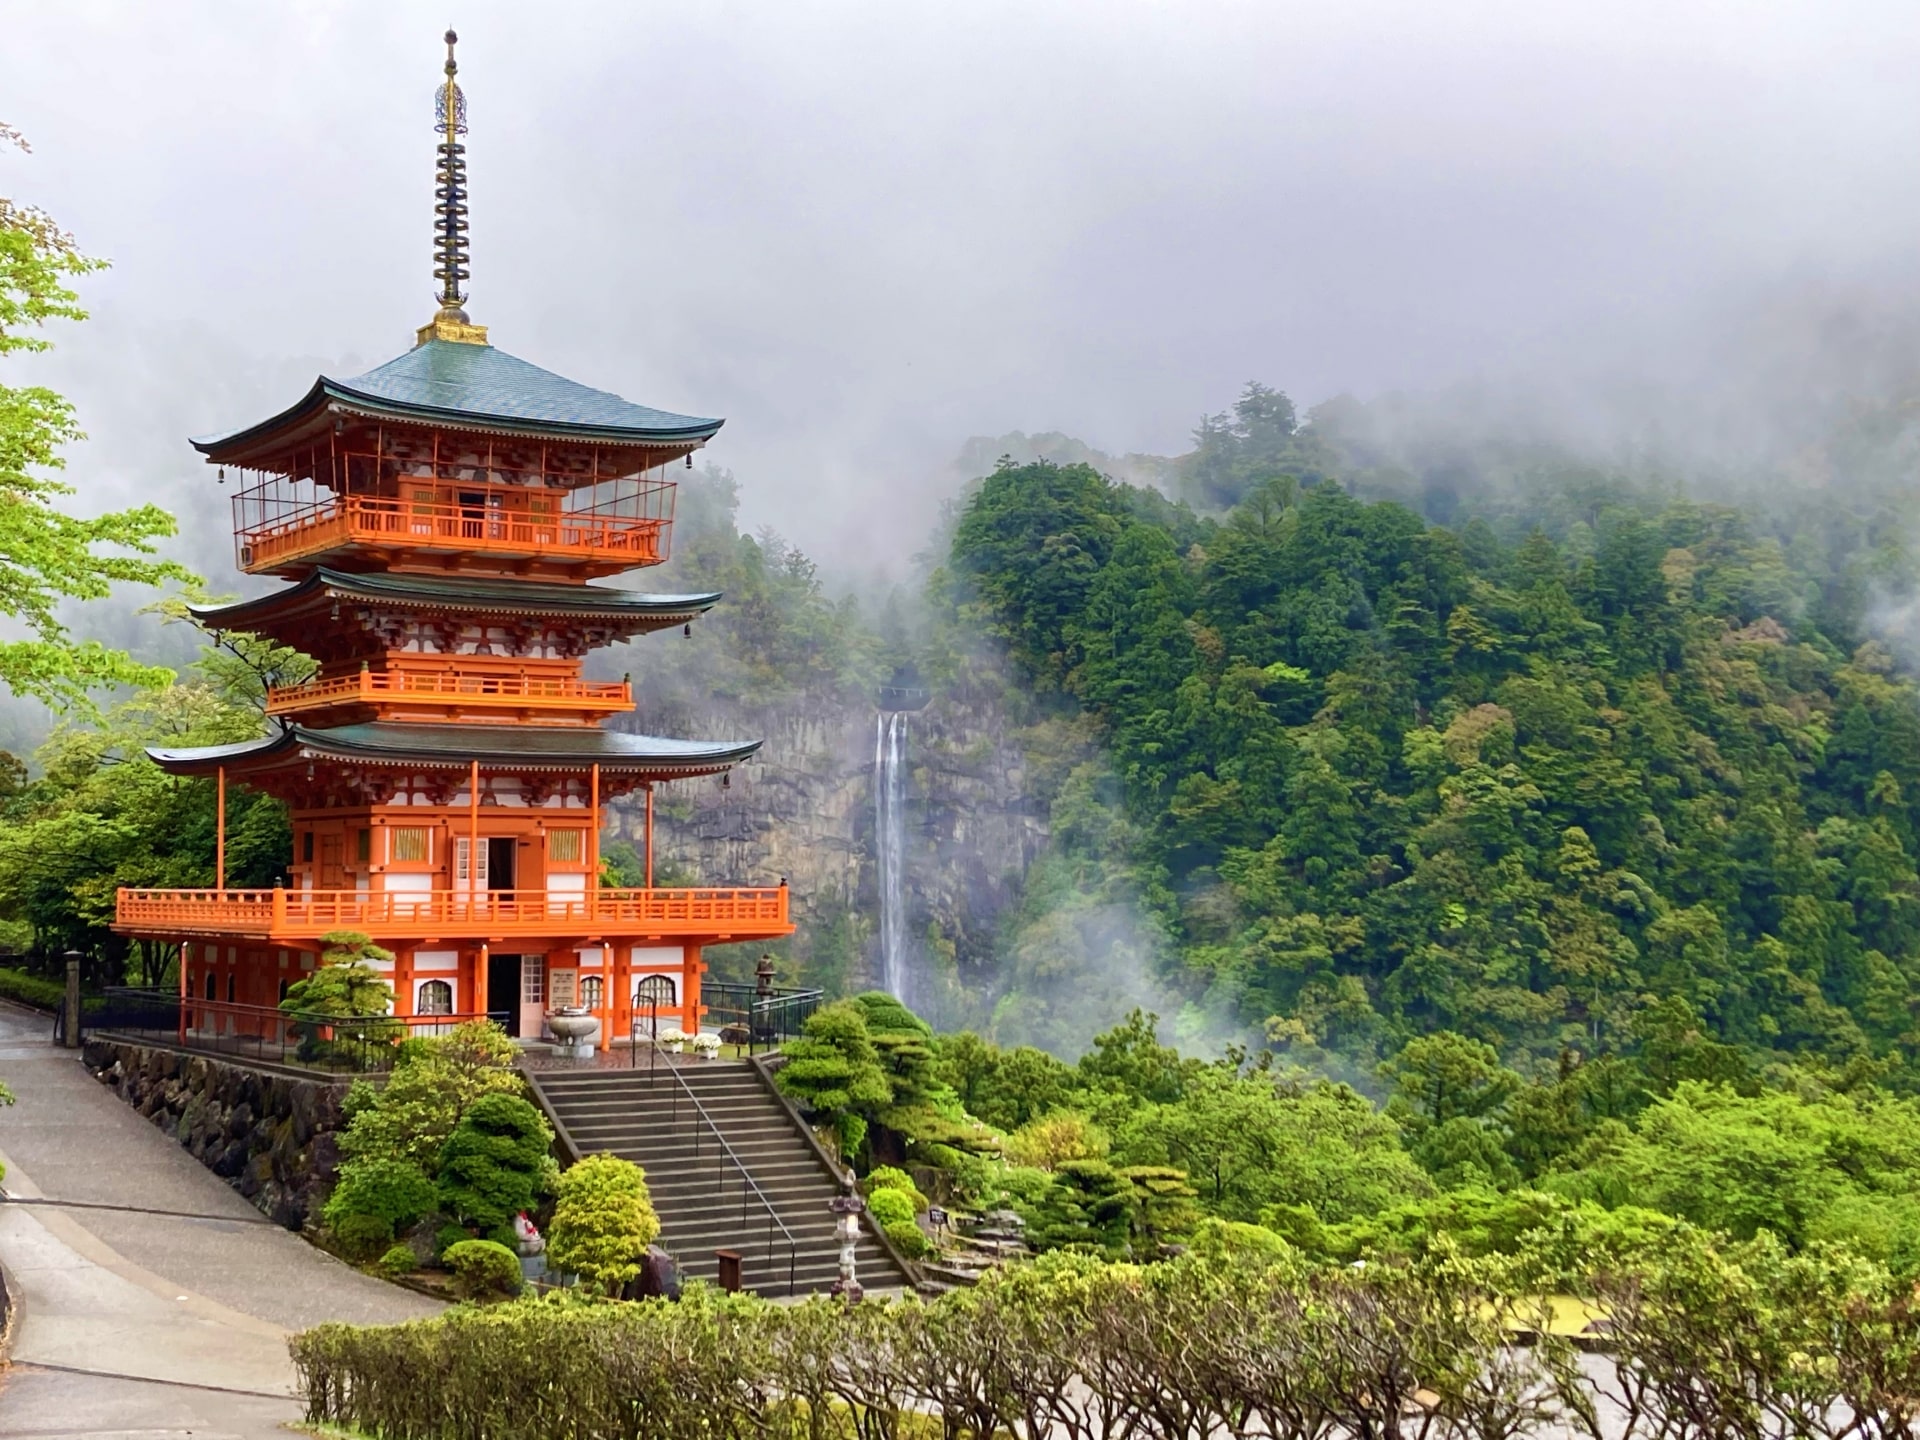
xmin=192 ymin=338 xmax=725 ymax=468
xmin=150 ymin=722 xmax=759 ymax=783
xmin=191 ymin=567 xmax=722 ymax=645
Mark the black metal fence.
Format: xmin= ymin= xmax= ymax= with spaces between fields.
xmin=91 ymin=987 xmax=504 ymax=1075
xmin=701 ymin=982 xmax=824 ymax=1053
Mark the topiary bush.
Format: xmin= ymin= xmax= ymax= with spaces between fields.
xmin=324 ymin=1156 xmax=437 ymax=1239
xmin=547 ymin=1154 xmax=660 ymax=1294
xmin=866 ymin=1187 xmax=915 ymax=1229
xmin=436 ymin=1093 xmax=556 ymax=1231
xmin=443 ymin=1239 xmax=524 ymax=1300
xmin=883 ymin=1217 xmax=930 ymax=1258
xmin=862 ymin=1165 xmax=928 ymax=1210
xmin=434 ymin=1223 xmax=470 ymax=1261
xmin=377 ymin=1242 xmax=418 ymax=1277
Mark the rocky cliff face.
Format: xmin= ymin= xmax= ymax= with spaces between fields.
xmin=609 ymin=677 xmax=1048 ymax=1012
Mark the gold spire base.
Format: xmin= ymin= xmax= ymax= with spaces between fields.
xmin=415 ymin=309 xmax=489 ymax=347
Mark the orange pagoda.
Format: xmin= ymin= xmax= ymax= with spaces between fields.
xmin=113 ymin=33 xmax=792 ymax=1047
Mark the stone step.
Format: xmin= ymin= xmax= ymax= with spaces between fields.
xmin=524 ymin=1061 xmax=908 ymax=1299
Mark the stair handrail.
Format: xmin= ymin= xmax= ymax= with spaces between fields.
xmin=638 ymin=1025 xmax=798 ymax=1295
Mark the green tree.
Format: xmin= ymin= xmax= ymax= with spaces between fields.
xmin=435 ymin=1092 xmax=557 ymax=1234
xmin=773 ymin=1000 xmax=892 ymax=1157
xmin=547 ymin=1155 xmax=660 ymax=1294
xmin=0 ymin=126 xmax=194 ymax=707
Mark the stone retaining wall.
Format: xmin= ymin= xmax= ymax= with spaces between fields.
xmin=81 ymin=1039 xmax=349 ymax=1229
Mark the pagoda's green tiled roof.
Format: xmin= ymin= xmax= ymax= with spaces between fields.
xmin=150 ymin=722 xmax=758 ymax=778
xmin=191 ymin=568 xmax=721 ymax=631
xmin=192 ymin=339 xmax=723 ymax=454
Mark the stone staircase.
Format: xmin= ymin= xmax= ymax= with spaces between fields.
xmin=524 ymin=1061 xmax=911 ymax=1297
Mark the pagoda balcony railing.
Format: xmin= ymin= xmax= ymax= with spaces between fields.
xmin=114 ymin=885 xmax=792 ymax=941
xmin=234 ymin=488 xmax=667 ymax=573
xmin=264 ymin=671 xmax=634 ymax=718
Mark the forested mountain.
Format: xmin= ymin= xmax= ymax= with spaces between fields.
xmin=940 ymin=390 xmax=1920 ymax=1085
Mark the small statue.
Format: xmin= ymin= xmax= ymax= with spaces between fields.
xmin=513 ymin=1210 xmax=545 ymax=1257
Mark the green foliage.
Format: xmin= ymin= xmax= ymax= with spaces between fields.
xmin=1110 ymin=1060 xmax=1430 ymax=1225
xmin=866 ymin=1187 xmax=915 ymax=1228
xmin=377 ymin=1243 xmax=418 ymax=1278
xmin=0 ymin=129 xmax=194 ymax=709
xmin=0 ymin=684 xmax=281 ymax=980
xmin=329 ymin=1212 xmax=396 ymax=1262
xmin=441 ymin=1239 xmax=523 ymax=1300
xmin=340 ymin=1021 xmax=524 ymax=1173
xmin=774 ymin=1000 xmax=892 ymax=1141
xmin=283 ymin=933 xmax=397 ymax=1018
xmin=546 ymin=1155 xmax=660 ymax=1294
xmin=934 ymin=1031 xmax=1076 ymax=1130
xmin=0 ymin=966 xmax=70 ymax=1009
xmin=946 ymin=442 xmax=1920 ymax=1082
xmin=1543 ymin=1080 xmax=1920 ymax=1260
xmin=1025 ymin=1158 xmax=1133 ymax=1255
xmin=323 ymin=1157 xmax=436 ymax=1240
xmin=1004 ymin=1111 xmax=1108 ymax=1170
xmin=435 ymin=1093 xmax=556 ymax=1232
xmin=882 ymin=1217 xmax=930 ymax=1258
xmin=861 ymin=1165 xmax=928 ymax=1210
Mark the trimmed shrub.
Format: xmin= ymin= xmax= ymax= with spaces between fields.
xmin=862 ymin=1165 xmax=928 ymax=1210
xmin=0 ymin=968 xmax=68 ymax=1011
xmin=324 ymin=1157 xmax=437 ymax=1236
xmin=434 ymin=1223 xmax=470 ymax=1261
xmin=443 ymin=1240 xmax=523 ymax=1299
xmin=330 ymin=1212 xmax=394 ymax=1261
xmin=1005 ymin=1111 xmax=1109 ymax=1171
xmin=866 ymin=1187 xmax=915 ymax=1229
xmin=547 ymin=1155 xmax=660 ymax=1294
xmin=377 ymin=1243 xmax=418 ymax=1277
xmin=883 ymin=1217 xmax=930 ymax=1258
xmin=436 ymin=1093 xmax=555 ymax=1231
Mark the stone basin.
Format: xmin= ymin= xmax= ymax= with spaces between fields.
xmin=546 ymin=1009 xmax=601 ymax=1044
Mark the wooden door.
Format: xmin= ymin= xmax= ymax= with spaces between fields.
xmin=319 ymin=835 xmax=344 ymax=889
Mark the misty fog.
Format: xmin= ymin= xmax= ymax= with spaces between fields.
xmin=6 ymin=0 xmax=1920 ymax=681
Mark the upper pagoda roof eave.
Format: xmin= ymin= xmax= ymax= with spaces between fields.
xmin=189 ymin=340 xmax=725 ymax=464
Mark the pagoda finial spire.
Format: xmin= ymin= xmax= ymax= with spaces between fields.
xmin=418 ymin=28 xmax=489 ymax=347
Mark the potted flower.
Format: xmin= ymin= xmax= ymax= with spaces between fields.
xmin=690 ymin=1031 xmax=722 ymax=1060
xmin=657 ymin=1026 xmax=688 ymax=1054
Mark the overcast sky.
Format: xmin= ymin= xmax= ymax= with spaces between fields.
xmin=8 ymin=0 xmax=1920 ymax=597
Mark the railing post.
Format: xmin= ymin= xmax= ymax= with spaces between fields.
xmin=272 ymin=884 xmax=287 ymax=934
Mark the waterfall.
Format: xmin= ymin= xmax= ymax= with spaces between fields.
xmin=874 ymin=710 xmax=910 ymax=1002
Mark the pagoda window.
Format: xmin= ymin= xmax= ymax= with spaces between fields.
xmin=301 ymin=832 xmax=314 ymax=863
xmin=355 ymin=829 xmax=372 ymax=864
xmin=547 ymin=829 xmax=585 ymax=865
xmin=417 ymin=980 xmax=454 ymax=1016
xmin=391 ymin=827 xmax=431 ymax=863
xmin=634 ymin=974 xmax=677 ymax=1010
xmin=204 ymin=972 xmax=217 ymax=1002
xmin=580 ymin=975 xmax=603 ymax=1011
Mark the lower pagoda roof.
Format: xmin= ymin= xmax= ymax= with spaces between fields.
xmin=192 ymin=568 xmax=721 ymax=636
xmin=150 ymin=722 xmax=757 ymax=781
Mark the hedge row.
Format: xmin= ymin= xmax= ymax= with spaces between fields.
xmin=292 ymin=1232 xmax=1920 ymax=1440
xmin=0 ymin=967 xmax=79 ymax=1012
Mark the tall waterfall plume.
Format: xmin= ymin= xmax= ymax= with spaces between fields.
xmin=874 ymin=710 xmax=910 ymax=1002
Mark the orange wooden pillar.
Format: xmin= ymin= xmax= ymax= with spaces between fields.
xmin=475 ymin=943 xmax=489 ymax=1021
xmin=215 ymin=767 xmax=227 ymax=894
xmin=177 ymin=941 xmax=189 ymax=1044
xmin=683 ymin=943 xmax=702 ymax=1033
xmin=644 ymin=784 xmax=654 ymax=887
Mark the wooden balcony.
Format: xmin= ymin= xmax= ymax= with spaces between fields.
xmin=235 ymin=487 xmax=667 ymax=577
xmin=115 ymin=885 xmax=793 ymax=944
xmin=264 ymin=670 xmax=634 ymax=723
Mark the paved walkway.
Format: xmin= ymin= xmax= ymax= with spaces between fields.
xmin=0 ymin=1004 xmax=439 ymax=1439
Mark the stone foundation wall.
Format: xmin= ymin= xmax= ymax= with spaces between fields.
xmin=81 ymin=1039 xmax=349 ymax=1230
